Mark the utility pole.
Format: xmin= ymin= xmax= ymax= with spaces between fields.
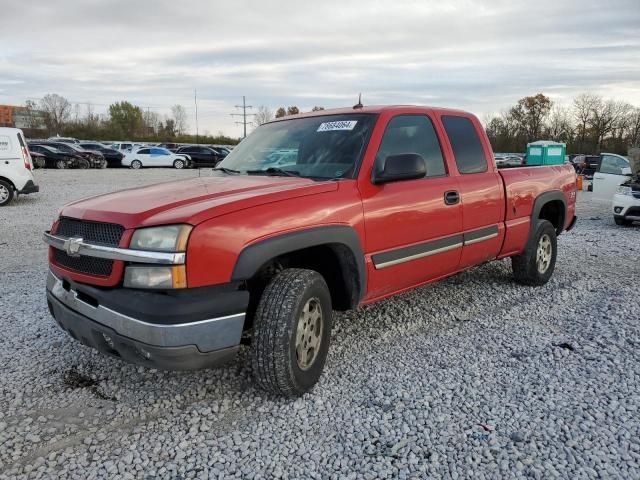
xmin=194 ymin=89 xmax=199 ymax=144
xmin=231 ymin=96 xmax=254 ymax=138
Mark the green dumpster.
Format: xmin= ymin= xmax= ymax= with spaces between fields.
xmin=526 ymin=141 xmax=566 ymax=166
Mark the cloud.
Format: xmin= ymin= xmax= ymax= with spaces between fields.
xmin=0 ymin=0 xmax=638 ymax=136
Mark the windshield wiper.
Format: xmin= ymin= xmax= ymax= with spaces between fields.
xmin=213 ymin=166 xmax=241 ymax=174
xmin=246 ymin=167 xmax=301 ymax=177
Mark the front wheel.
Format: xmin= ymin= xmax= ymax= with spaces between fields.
xmin=0 ymin=179 xmax=14 ymax=206
xmin=55 ymin=160 xmax=66 ymax=169
xmin=130 ymin=160 xmax=142 ymax=169
xmin=77 ymin=158 xmax=90 ymax=169
xmin=512 ymin=219 xmax=557 ymax=286
xmin=251 ymin=268 xmax=333 ymax=397
xmin=173 ymin=159 xmax=185 ymax=169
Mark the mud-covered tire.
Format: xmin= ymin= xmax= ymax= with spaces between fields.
xmin=512 ymin=219 xmax=557 ymax=286
xmin=0 ymin=179 xmax=14 ymax=206
xmin=251 ymin=268 xmax=332 ymax=397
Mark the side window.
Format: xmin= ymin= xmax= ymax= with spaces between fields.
xmin=376 ymin=115 xmax=446 ymax=177
xmin=599 ymin=155 xmax=625 ymax=175
xmin=442 ymin=116 xmax=487 ymax=174
xmin=137 ymin=148 xmax=150 ymax=155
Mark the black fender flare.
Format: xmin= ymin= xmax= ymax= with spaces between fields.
xmin=231 ymin=225 xmax=366 ymax=303
xmin=532 ymin=190 xmax=567 ymax=235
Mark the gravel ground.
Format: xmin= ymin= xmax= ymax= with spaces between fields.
xmin=1 ymin=169 xmax=639 ymax=479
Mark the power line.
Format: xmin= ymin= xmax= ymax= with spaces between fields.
xmin=230 ymin=96 xmax=254 ymax=138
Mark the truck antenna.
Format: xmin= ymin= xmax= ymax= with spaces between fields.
xmin=353 ymin=93 xmax=363 ymax=109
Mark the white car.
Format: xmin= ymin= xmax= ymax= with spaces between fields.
xmin=612 ymin=183 xmax=640 ymax=226
xmin=592 ymin=153 xmax=631 ymax=203
xmin=122 ymin=147 xmax=191 ymax=169
xmin=0 ymin=127 xmax=39 ymax=206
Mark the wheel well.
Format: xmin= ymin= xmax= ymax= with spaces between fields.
xmin=246 ymin=243 xmax=360 ymax=316
xmin=0 ymin=176 xmax=16 ymax=189
xmin=538 ymin=200 xmax=565 ymax=234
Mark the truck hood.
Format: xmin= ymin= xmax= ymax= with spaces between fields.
xmin=60 ymin=175 xmax=338 ymax=229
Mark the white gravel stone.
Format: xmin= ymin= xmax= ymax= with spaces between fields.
xmin=0 ymin=169 xmax=639 ymax=479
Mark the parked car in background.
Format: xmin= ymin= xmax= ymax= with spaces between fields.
xmin=174 ymin=145 xmax=223 ymax=167
xmin=110 ymin=142 xmax=135 ymax=152
xmin=494 ymin=154 xmax=524 ymax=168
xmin=157 ymin=143 xmax=180 ymax=152
xmin=122 ymin=147 xmax=191 ymax=169
xmin=47 ymin=136 xmax=79 ymax=144
xmin=34 ymin=142 xmax=106 ymax=169
xmin=29 ymin=144 xmax=76 ymax=169
xmin=572 ymin=155 xmax=602 ymax=176
xmin=0 ymin=127 xmax=38 ymax=206
xmin=30 ymin=151 xmax=46 ymax=169
xmin=592 ymin=153 xmax=631 ymax=203
xmin=79 ymin=142 xmax=124 ymax=167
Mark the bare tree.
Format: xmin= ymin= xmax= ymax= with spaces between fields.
xmin=40 ymin=93 xmax=71 ymax=133
xmin=171 ymin=104 xmax=188 ymax=135
xmin=253 ymin=106 xmax=274 ymax=126
xmin=627 ymin=108 xmax=640 ymax=148
xmin=572 ymin=93 xmax=599 ymax=152
xmin=546 ymin=105 xmax=574 ymax=143
xmin=589 ymin=98 xmax=630 ymax=151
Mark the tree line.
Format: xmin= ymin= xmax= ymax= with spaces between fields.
xmin=485 ymin=93 xmax=640 ymax=155
xmin=25 ymin=93 xmax=238 ymax=145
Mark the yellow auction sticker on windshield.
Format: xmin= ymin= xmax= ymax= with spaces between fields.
xmin=317 ymin=120 xmax=358 ymax=132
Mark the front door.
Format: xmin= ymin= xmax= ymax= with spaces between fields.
xmin=359 ymin=113 xmax=463 ymax=300
xmin=593 ymin=154 xmax=631 ymax=202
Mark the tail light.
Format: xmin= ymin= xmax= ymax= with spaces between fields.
xmin=21 ymin=146 xmax=33 ymax=170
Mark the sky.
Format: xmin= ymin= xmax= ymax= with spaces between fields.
xmin=1 ymin=0 xmax=639 ymax=137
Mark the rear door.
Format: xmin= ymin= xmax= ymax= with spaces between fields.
xmin=359 ymin=112 xmax=463 ymax=299
xmin=593 ymin=154 xmax=630 ymax=202
xmin=439 ymin=114 xmax=505 ymax=269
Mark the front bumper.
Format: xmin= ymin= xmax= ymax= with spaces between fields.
xmin=18 ymin=180 xmax=39 ymax=194
xmin=612 ymin=193 xmax=640 ymax=222
xmin=46 ymin=271 xmax=248 ymax=370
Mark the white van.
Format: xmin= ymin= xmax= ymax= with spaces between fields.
xmin=0 ymin=127 xmax=39 ymax=206
xmin=592 ymin=153 xmax=631 ymax=203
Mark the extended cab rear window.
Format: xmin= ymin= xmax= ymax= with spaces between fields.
xmin=442 ymin=116 xmax=487 ymax=174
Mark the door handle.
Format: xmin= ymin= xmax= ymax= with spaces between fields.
xmin=444 ymin=190 xmax=460 ymax=205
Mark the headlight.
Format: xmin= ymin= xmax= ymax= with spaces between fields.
xmin=616 ymin=186 xmax=633 ymax=196
xmin=124 ymin=266 xmax=187 ymax=289
xmin=130 ymin=225 xmax=192 ymax=252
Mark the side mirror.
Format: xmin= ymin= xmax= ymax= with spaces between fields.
xmin=373 ymin=153 xmax=427 ymax=184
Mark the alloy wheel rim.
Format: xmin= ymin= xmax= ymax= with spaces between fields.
xmin=536 ymin=234 xmax=552 ymax=274
xmin=175 ymin=160 xmax=184 ymax=169
xmin=132 ymin=161 xmax=141 ymax=169
xmin=295 ymin=297 xmax=323 ymax=370
xmin=0 ymin=184 xmax=9 ymax=203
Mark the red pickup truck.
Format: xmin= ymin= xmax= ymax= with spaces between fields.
xmin=44 ymin=105 xmax=577 ymax=396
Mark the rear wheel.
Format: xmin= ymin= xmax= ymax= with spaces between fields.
xmin=77 ymin=158 xmax=90 ymax=169
xmin=55 ymin=160 xmax=66 ymax=169
xmin=130 ymin=160 xmax=142 ymax=169
xmin=251 ymin=268 xmax=332 ymax=397
xmin=0 ymin=180 xmax=14 ymax=206
xmin=99 ymin=159 xmax=108 ymax=169
xmin=34 ymin=158 xmax=45 ymax=169
xmin=512 ymin=220 xmax=557 ymax=286
xmin=173 ymin=159 xmax=185 ymax=169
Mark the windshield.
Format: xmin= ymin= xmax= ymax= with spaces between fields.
xmin=218 ymin=114 xmax=377 ymax=179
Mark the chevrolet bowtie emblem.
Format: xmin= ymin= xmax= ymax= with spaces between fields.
xmin=63 ymin=237 xmax=83 ymax=257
